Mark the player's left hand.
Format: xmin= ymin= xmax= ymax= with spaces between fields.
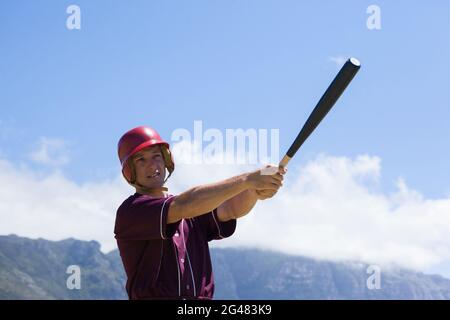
xmin=255 ymin=166 xmax=287 ymax=200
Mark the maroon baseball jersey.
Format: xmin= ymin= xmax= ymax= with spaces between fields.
xmin=114 ymin=192 xmax=236 ymax=300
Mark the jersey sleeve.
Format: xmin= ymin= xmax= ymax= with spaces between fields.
xmin=197 ymin=208 xmax=237 ymax=242
xmin=114 ymin=195 xmax=180 ymax=241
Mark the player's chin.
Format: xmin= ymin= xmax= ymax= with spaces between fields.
xmin=137 ymin=178 xmax=163 ymax=189
xmin=151 ymin=177 xmax=166 ymax=187
xmin=145 ymin=181 xmax=164 ymax=189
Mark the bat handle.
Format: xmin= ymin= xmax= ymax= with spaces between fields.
xmin=278 ymin=155 xmax=292 ymax=168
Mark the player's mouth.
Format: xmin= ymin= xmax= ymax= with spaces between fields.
xmin=147 ymin=171 xmax=160 ymax=179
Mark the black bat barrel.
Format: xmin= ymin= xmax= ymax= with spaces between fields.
xmin=285 ymin=58 xmax=361 ymax=158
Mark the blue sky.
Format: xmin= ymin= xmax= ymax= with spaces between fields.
xmin=1 ymin=1 xmax=450 ymax=198
xmin=1 ymin=1 xmax=450 ymax=277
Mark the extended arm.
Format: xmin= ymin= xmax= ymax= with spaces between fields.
xmin=167 ymin=166 xmax=284 ymax=224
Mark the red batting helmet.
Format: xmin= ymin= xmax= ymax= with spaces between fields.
xmin=118 ymin=126 xmax=174 ymax=184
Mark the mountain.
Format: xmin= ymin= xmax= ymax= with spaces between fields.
xmin=1 ymin=234 xmax=449 ymax=299
xmin=0 ymin=235 xmax=126 ymax=299
xmin=211 ymin=248 xmax=450 ymax=299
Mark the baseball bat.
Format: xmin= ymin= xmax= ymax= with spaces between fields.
xmin=279 ymin=57 xmax=361 ymax=168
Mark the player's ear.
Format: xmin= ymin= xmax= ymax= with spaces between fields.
xmin=127 ymin=158 xmax=137 ymax=183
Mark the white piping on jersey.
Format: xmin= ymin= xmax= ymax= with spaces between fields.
xmin=181 ymin=220 xmax=197 ymax=297
xmin=160 ymin=196 xmax=173 ymax=239
xmin=172 ymin=242 xmax=181 ymax=297
xmin=211 ymin=208 xmax=224 ymax=239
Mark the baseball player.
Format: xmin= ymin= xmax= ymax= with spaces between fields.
xmin=114 ymin=126 xmax=286 ymax=300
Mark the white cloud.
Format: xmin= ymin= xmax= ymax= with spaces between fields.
xmin=0 ymin=159 xmax=130 ymax=252
xmin=169 ymin=143 xmax=450 ymax=274
xmin=1 ymin=140 xmax=450 ymax=276
xmin=329 ymin=56 xmax=347 ymax=68
xmin=30 ymin=137 xmax=70 ymax=166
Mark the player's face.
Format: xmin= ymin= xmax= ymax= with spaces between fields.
xmin=132 ymin=146 xmax=166 ymax=188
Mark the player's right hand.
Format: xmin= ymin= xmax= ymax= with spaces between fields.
xmin=246 ymin=164 xmax=286 ymax=191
